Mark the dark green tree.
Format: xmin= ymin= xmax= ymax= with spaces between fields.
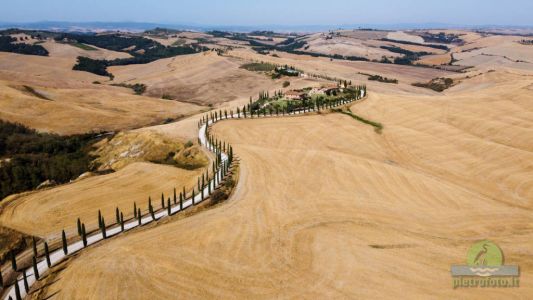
xmin=62 ymin=230 xmax=68 ymax=255
xmin=14 ymin=278 xmax=22 ymax=300
xmin=32 ymin=236 xmax=38 ymax=258
xmin=116 ymin=207 xmax=120 ymax=224
xmin=101 ymin=217 xmax=107 ymax=239
xmin=14 ymin=277 xmax=22 ymax=300
xmin=22 ymin=269 xmax=29 ymax=292
xmin=120 ymin=212 xmax=124 ymax=232
xmin=77 ymin=218 xmax=82 ymax=236
xmin=98 ymin=210 xmax=102 ymax=229
xmin=167 ymin=198 xmax=171 ymax=216
xmin=134 ymin=202 xmax=137 ymax=219
xmin=149 ymin=203 xmax=155 ymax=221
xmin=44 ymin=242 xmax=51 ymax=267
xmin=10 ymin=250 xmax=17 ymax=271
xmin=173 ymin=188 xmax=177 ymax=204
xmin=32 ymin=256 xmax=40 ymax=280
xmin=82 ymin=223 xmax=87 ymax=247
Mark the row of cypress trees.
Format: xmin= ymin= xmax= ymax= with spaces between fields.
xmin=5 ymin=84 xmax=366 ymax=297
xmin=197 ymin=85 xmax=367 ymax=128
xmin=2 ymin=104 xmax=238 ymax=299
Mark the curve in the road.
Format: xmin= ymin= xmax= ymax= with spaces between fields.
xmin=2 ymin=88 xmax=366 ymax=300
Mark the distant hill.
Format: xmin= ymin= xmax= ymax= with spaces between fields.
xmin=2 ymin=21 xmax=532 ymax=33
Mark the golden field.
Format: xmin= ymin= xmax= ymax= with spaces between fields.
xmin=0 ymin=29 xmax=532 ymax=299
xmin=30 ymin=68 xmax=533 ymax=299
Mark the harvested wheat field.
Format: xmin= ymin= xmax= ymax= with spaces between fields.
xmin=35 ymin=70 xmax=533 ymax=299
xmin=0 ymin=79 xmax=206 ymax=135
xmin=0 ymin=161 xmax=203 ymax=239
xmin=108 ymin=51 xmax=306 ymax=106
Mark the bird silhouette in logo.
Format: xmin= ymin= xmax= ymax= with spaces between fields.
xmin=473 ymin=243 xmax=489 ymax=266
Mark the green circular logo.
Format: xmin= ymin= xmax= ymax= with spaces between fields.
xmin=466 ymin=240 xmax=503 ymax=267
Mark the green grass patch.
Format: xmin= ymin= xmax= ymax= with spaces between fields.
xmin=333 ymin=108 xmax=383 ymax=133
xmin=70 ymin=42 xmax=98 ymax=51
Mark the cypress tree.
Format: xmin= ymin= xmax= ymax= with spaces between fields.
xmin=167 ymin=198 xmax=171 ymax=216
xmin=161 ymin=193 xmax=165 ymax=208
xmin=61 ymin=230 xmax=68 ymax=255
xmin=14 ymin=278 xmax=21 ymax=300
xmin=98 ymin=210 xmax=102 ymax=229
xmin=120 ymin=212 xmax=124 ymax=232
xmin=198 ymin=177 xmax=200 ymax=192
xmin=201 ymin=175 xmax=205 ymax=201
xmin=22 ymin=269 xmax=28 ymax=292
xmin=82 ymin=224 xmax=87 ymax=247
xmin=138 ymin=208 xmax=142 ymax=226
xmin=10 ymin=250 xmax=17 ymax=271
xmin=192 ymin=188 xmax=195 ymax=205
xmin=134 ymin=202 xmax=137 ymax=219
xmin=115 ymin=207 xmax=120 ymax=224
xmin=77 ymin=218 xmax=82 ymax=236
xmin=173 ymin=188 xmax=177 ymax=204
xmin=101 ymin=217 xmax=107 ymax=239
xmin=44 ymin=242 xmax=51 ymax=267
xmin=148 ymin=196 xmax=152 ymax=210
xmin=32 ymin=256 xmax=39 ymax=280
xmin=32 ymin=236 xmax=38 ymax=258
xmin=237 ymin=107 xmax=240 ymax=118
xmin=179 ymin=192 xmax=183 ymax=210
xmin=149 ymin=203 xmax=155 ymax=221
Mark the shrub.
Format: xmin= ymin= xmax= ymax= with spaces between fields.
xmin=367 ymin=75 xmax=398 ymax=84
xmin=210 ymin=189 xmax=228 ymax=205
xmin=282 ymin=81 xmax=290 ymax=88
xmin=412 ymin=77 xmax=454 ymax=92
xmin=240 ymin=62 xmax=277 ymax=72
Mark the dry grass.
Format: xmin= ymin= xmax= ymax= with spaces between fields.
xmin=34 ymin=69 xmax=533 ymax=299
xmin=1 ymin=30 xmax=533 ymax=299
xmin=0 ymin=162 xmax=203 ymax=238
xmin=0 ymin=79 xmax=205 ymax=135
xmin=108 ymin=51 xmax=299 ymax=106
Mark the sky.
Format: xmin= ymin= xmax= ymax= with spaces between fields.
xmin=1 ymin=0 xmax=532 ymax=27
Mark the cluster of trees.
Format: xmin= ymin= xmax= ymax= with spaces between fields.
xmin=0 ymin=35 xmax=48 ymax=56
xmin=412 ymin=77 xmax=454 ymax=92
xmin=110 ymin=83 xmax=147 ymax=95
xmin=199 ymin=85 xmax=366 ymax=121
xmin=380 ymin=45 xmax=431 ymax=65
xmin=367 ymin=74 xmax=398 ymax=84
xmin=0 ymin=120 xmax=101 ymax=200
xmin=73 ymin=56 xmax=111 ymax=77
xmin=65 ymin=33 xmax=207 ymax=77
xmin=419 ymin=32 xmax=463 ymax=44
xmin=252 ymin=38 xmax=369 ymax=62
xmin=519 ymin=39 xmax=533 ymax=45
xmin=240 ymin=62 xmax=277 ymax=72
xmin=380 ymin=38 xmax=449 ymax=50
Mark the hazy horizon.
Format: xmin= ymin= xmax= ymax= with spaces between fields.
xmin=1 ymin=0 xmax=532 ymax=28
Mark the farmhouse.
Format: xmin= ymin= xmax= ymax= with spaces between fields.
xmin=284 ymin=90 xmax=306 ymax=100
